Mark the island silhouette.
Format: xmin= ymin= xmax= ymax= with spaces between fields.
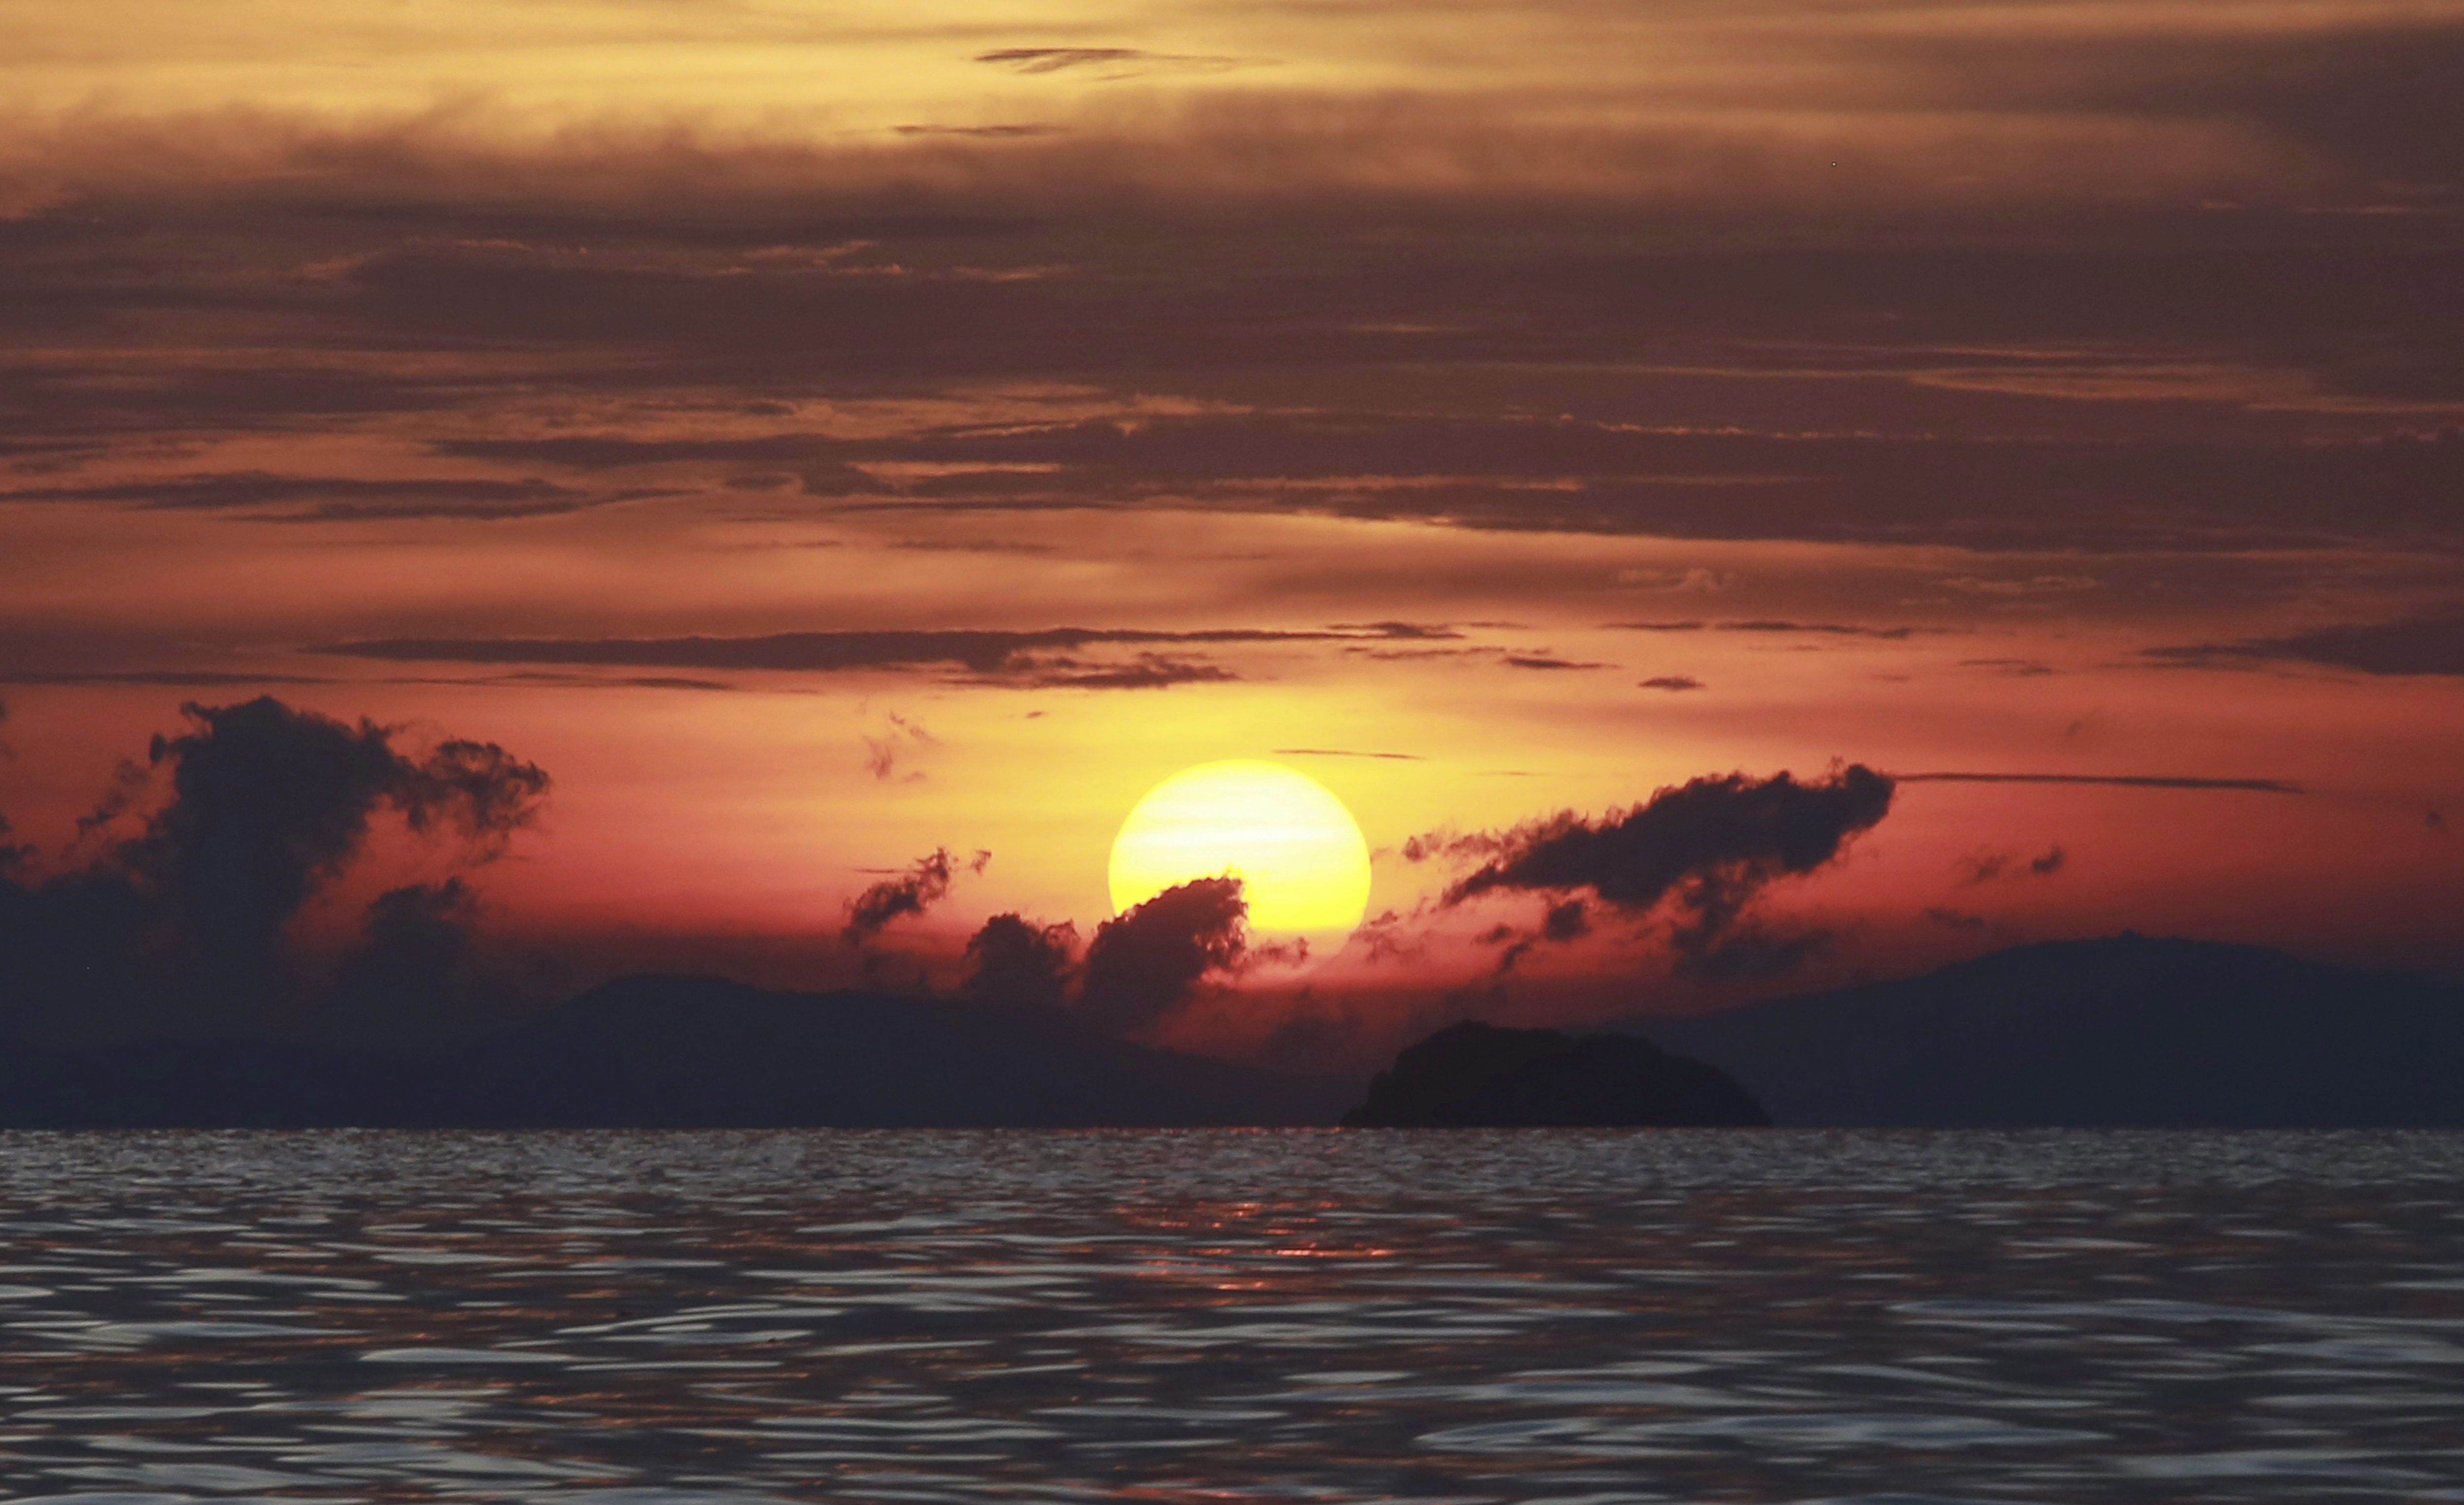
xmin=1341 ymin=1020 xmax=1768 ymax=1127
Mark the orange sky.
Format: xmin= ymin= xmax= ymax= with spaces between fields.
xmin=3 ymin=0 xmax=2461 ymax=1065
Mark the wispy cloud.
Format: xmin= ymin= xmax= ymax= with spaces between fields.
xmin=1900 ymin=772 xmax=2305 ymax=794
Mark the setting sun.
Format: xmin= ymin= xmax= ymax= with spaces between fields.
xmin=1108 ymin=760 xmax=1374 ymax=944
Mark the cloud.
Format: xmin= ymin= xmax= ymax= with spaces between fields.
xmin=841 ymin=847 xmax=988 ymax=946
xmin=320 ymin=878 xmax=496 ymax=1046
xmin=963 ymin=913 xmax=1079 ymax=1009
xmin=4 ymin=471 xmax=592 ymax=521
xmin=1432 ymin=765 xmax=1895 ymax=907
xmin=313 ymin=623 xmax=1430 ymax=678
xmin=1541 ymin=898 xmax=1591 ymax=943
xmin=1003 ymin=653 xmax=1239 ymax=690
xmin=1503 ymin=654 xmax=1608 ymax=671
xmin=1900 ymin=772 xmax=2305 ymax=794
xmin=1618 ymin=566 xmax=1730 ymax=593
xmin=1074 ymin=877 xmax=1247 ymax=1034
xmin=1416 ymin=764 xmax=1894 ymax=973
xmin=0 ymin=696 xmax=548 ymax=1041
xmin=125 ymin=701 xmax=542 ymax=1004
xmin=1608 ymin=619 xmax=1930 ymax=639
xmin=1942 ymin=575 xmax=2099 ymax=598
xmin=399 ymin=739 xmax=553 ymax=857
xmin=893 ymin=124 xmax=1063 ymax=140
xmin=862 ymin=713 xmax=937 ymax=782
xmin=0 ymin=670 xmax=339 ymax=688
xmin=1638 ymin=675 xmax=1705 ymax=692
xmin=2144 ymin=613 xmax=2464 ymax=677
xmin=1961 ymin=658 xmax=2057 ymax=677
xmin=972 ymin=47 xmax=1263 ymax=78
xmin=1718 ymin=620 xmax=1925 ymax=640
xmin=1273 ymin=747 xmax=1424 ymax=761
xmin=762 ymin=413 xmax=2464 ymax=555
xmin=1959 ymin=845 xmax=2068 ymax=885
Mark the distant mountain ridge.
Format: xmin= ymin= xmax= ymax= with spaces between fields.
xmin=2 ymin=937 xmax=2456 ymax=1128
xmin=0 ymin=975 xmax=1360 ymax=1129
xmin=1627 ymin=934 xmax=2464 ymax=1127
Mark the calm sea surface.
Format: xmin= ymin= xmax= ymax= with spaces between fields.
xmin=0 ymin=1130 xmax=2458 ymax=1504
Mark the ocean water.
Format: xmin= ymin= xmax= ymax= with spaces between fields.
xmin=0 ymin=1130 xmax=2458 ymax=1504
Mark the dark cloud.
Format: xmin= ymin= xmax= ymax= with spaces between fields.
xmin=3 ymin=472 xmax=590 ymax=521
xmin=1503 ymin=655 xmax=1608 ymax=671
xmin=963 ymin=913 xmax=1079 ymax=1009
xmin=400 ymin=740 xmax=554 ymax=858
xmin=392 ymin=672 xmax=739 ymax=693
xmin=611 ymin=677 xmax=736 ymax=693
xmin=893 ymin=124 xmax=1063 ymax=139
xmin=19 ymin=199 xmax=2424 ymax=555
xmin=1419 ymin=765 xmax=1894 ymax=970
xmin=319 ymin=878 xmax=500 ymax=1046
xmin=1272 ymin=747 xmax=1424 ymax=761
xmin=1848 ymin=17 xmax=2464 ymax=186
xmin=1610 ymin=620 xmax=1929 ymax=639
xmin=1959 ymin=845 xmax=2068 ymax=885
xmin=1327 ymin=621 xmax=1463 ymax=641
xmin=1901 ymin=772 xmax=2305 ymax=795
xmin=841 ymin=848 xmax=989 ymax=947
xmin=1433 ymin=765 xmax=1895 ymax=907
xmin=1352 ymin=907 xmax=1430 ymax=966
xmin=399 ymin=395 xmax=2462 ymax=556
xmin=1006 ymin=654 xmax=1239 ymax=690
xmin=886 ymin=537 xmax=1056 ymax=554
xmin=862 ymin=714 xmax=937 ymax=783
xmin=0 ymin=670 xmax=339 ymax=688
xmin=972 ymin=47 xmax=1260 ymax=77
xmin=313 ymin=623 xmax=1426 ymax=677
xmin=1719 ymin=621 xmax=1924 ymax=640
xmin=1075 ymin=877 xmax=1247 ymax=1034
xmin=1541 ymin=899 xmax=1591 ymax=942
xmin=2144 ymin=613 xmax=2464 ymax=678
xmin=9 ymin=149 xmax=2464 ymax=561
xmin=1961 ymin=658 xmax=2057 ymax=677
xmin=0 ymin=697 xmax=548 ymax=1042
xmin=1638 ymin=676 xmax=1705 ymax=692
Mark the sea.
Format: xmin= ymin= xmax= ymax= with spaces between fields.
xmin=0 ymin=1130 xmax=2458 ymax=1505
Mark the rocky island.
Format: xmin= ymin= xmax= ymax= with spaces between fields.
xmin=1342 ymin=1020 xmax=1769 ymax=1127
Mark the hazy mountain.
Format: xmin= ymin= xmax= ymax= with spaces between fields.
xmin=1625 ymin=935 xmax=2464 ymax=1127
xmin=0 ymin=975 xmax=1361 ymax=1129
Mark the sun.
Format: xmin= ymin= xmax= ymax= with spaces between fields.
xmin=1109 ymin=760 xmax=1373 ymax=951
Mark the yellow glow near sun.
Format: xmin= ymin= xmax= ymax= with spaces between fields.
xmin=1108 ymin=760 xmax=1373 ymax=945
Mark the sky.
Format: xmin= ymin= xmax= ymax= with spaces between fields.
xmin=2 ymin=0 xmax=2461 ymax=1067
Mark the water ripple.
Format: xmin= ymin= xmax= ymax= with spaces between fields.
xmin=0 ymin=1129 xmax=2454 ymax=1503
